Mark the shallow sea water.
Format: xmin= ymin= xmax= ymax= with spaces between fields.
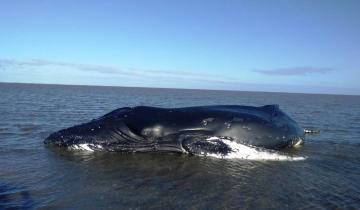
xmin=1 ymin=83 xmax=360 ymax=209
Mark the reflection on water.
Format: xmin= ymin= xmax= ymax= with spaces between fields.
xmin=1 ymin=83 xmax=360 ymax=209
xmin=0 ymin=183 xmax=34 ymax=209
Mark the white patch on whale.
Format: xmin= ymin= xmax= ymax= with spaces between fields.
xmin=69 ymin=144 xmax=103 ymax=152
xmin=203 ymin=137 xmax=306 ymax=161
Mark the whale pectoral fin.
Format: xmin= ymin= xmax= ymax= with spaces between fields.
xmin=180 ymin=134 xmax=232 ymax=156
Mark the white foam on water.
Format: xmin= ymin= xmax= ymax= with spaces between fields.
xmin=203 ymin=137 xmax=306 ymax=161
xmin=70 ymin=144 xmax=103 ymax=152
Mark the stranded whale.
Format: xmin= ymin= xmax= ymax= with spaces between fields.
xmin=44 ymin=105 xmax=304 ymax=156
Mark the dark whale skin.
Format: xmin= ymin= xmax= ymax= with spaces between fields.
xmin=44 ymin=105 xmax=304 ymax=155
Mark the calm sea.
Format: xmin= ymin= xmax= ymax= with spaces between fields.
xmin=1 ymin=83 xmax=360 ymax=209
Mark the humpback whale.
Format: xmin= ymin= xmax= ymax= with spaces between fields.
xmin=44 ymin=105 xmax=304 ymax=156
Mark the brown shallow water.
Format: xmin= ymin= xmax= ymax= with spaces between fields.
xmin=1 ymin=83 xmax=360 ymax=209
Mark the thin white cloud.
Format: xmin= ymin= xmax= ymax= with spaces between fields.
xmin=254 ymin=67 xmax=332 ymax=76
xmin=0 ymin=58 xmax=239 ymax=83
xmin=0 ymin=58 xmax=129 ymax=75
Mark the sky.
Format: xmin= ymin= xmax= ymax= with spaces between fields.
xmin=0 ymin=0 xmax=359 ymax=95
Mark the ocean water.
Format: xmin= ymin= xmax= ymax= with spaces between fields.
xmin=0 ymin=83 xmax=359 ymax=209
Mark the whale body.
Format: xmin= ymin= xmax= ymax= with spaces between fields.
xmin=44 ymin=105 xmax=304 ymax=156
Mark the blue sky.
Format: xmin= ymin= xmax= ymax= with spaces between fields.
xmin=0 ymin=0 xmax=359 ymax=95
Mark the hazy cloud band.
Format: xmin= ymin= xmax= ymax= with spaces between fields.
xmin=0 ymin=58 xmax=237 ymax=83
xmin=254 ymin=67 xmax=332 ymax=76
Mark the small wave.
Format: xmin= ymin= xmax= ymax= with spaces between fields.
xmin=14 ymin=123 xmax=42 ymax=134
xmin=202 ymin=137 xmax=306 ymax=161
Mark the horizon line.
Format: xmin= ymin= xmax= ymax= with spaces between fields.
xmin=1 ymin=81 xmax=358 ymax=97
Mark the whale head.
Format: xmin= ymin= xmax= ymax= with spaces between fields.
xmin=215 ymin=104 xmax=304 ymax=149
